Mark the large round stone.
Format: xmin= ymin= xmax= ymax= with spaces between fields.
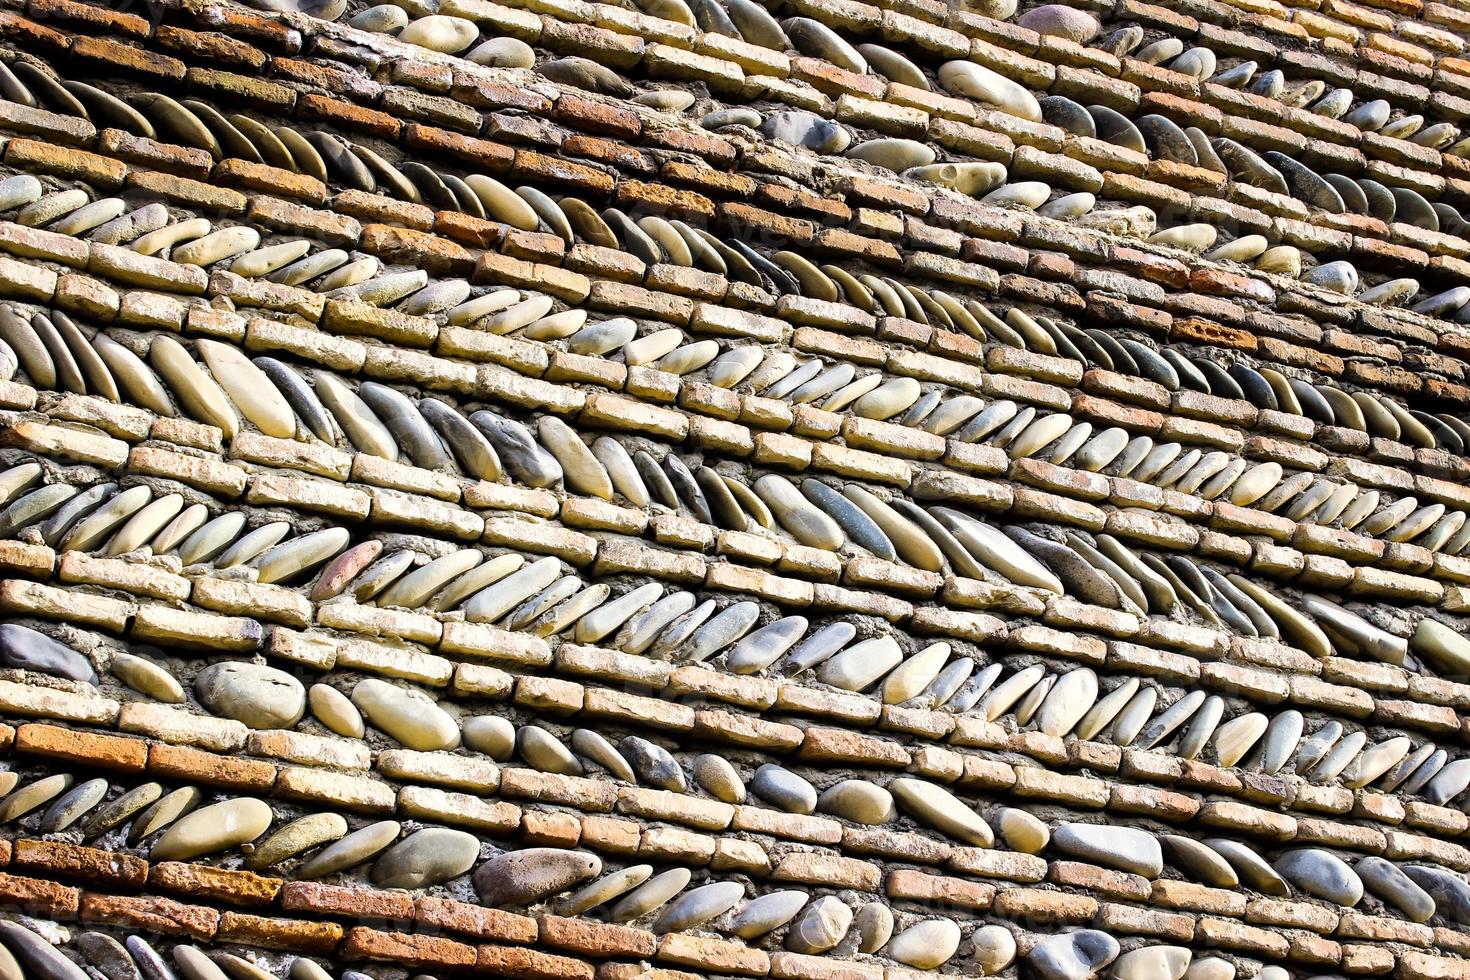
xmin=150 ymin=798 xmax=273 ymax=861
xmin=474 ymin=848 xmax=602 ymax=908
xmin=195 ymin=662 xmax=305 ymax=730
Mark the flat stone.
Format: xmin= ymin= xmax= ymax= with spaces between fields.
xmin=298 ymin=820 xmax=400 ymax=879
xmin=372 ymin=827 xmax=481 ymax=888
xmin=750 ymin=764 xmax=816 ymax=814
xmin=731 ymin=890 xmax=807 ymax=939
xmin=151 ymin=797 xmax=273 ymax=861
xmin=1052 ymin=823 xmax=1162 ymax=877
xmin=352 ymin=678 xmax=460 ymax=751
xmin=1025 ymin=930 xmax=1119 ymax=980
xmin=654 ymin=880 xmax=745 ymax=934
xmin=890 ymin=777 xmax=993 ymax=846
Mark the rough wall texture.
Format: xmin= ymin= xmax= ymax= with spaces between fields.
xmin=0 ymin=1 xmax=1469 ymax=980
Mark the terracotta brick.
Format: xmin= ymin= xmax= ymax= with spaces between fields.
xmin=343 ymin=928 xmax=477 ymax=969
xmin=0 ymin=871 xmax=79 ymax=918
xmin=478 ymin=943 xmax=596 ymax=980
xmin=510 ymin=150 xmax=616 ymax=195
xmin=5 ymin=139 xmax=127 ymax=188
xmin=361 ymin=224 xmax=475 ymax=276
xmin=80 ymin=893 xmax=219 ymax=940
xmin=414 ymin=897 xmax=538 ymax=944
xmin=155 ymin=25 xmax=268 ymax=68
xmin=149 ymin=862 xmax=282 ymax=906
xmin=29 ymin=0 xmax=149 ymax=34
xmin=280 ymin=881 xmax=414 ymax=922
xmin=0 ymin=9 xmax=73 ymax=49
xmin=297 ymin=93 xmax=401 ymax=139
xmin=148 ymin=743 xmax=278 ymax=791
xmin=14 ymin=723 xmax=147 ymax=772
xmin=553 ymin=93 xmax=641 ymax=139
xmin=641 ymin=127 xmax=738 ymax=169
xmin=720 ymin=202 xmax=814 ymax=246
xmin=217 ymin=912 xmax=345 ymax=954
xmin=214 ymin=159 xmax=327 ymax=204
xmin=72 ymin=36 xmax=185 ymax=78
xmin=12 ymin=840 xmax=148 ymax=889
xmin=273 ymin=57 xmax=379 ymax=99
xmin=538 ymin=914 xmax=657 ymax=958
xmin=562 ymin=134 xmax=657 ymax=173
xmin=403 ymin=124 xmax=515 ymax=173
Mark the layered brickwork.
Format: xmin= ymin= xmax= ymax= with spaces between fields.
xmin=1 ymin=2 xmax=1470 ymax=980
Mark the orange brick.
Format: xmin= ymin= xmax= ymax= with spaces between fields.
xmin=149 ymin=862 xmax=281 ymax=906
xmin=0 ymin=872 xmax=79 ymax=918
xmin=402 ymin=125 xmax=517 ymax=173
xmin=552 ymin=93 xmax=640 ymax=139
xmin=509 ymin=149 xmax=615 ymax=195
xmin=29 ymin=0 xmax=149 ymax=34
xmin=217 ymin=912 xmax=344 ymax=954
xmin=72 ymin=36 xmax=185 ymax=78
xmin=297 ymin=93 xmax=401 ymax=139
xmin=12 ymin=840 xmax=147 ymax=889
xmin=360 ymin=224 xmax=475 ymax=276
xmin=720 ymin=202 xmax=814 ymax=245
xmin=4 ymin=138 xmax=128 ymax=188
xmin=477 ymin=944 xmax=595 ymax=980
xmin=343 ymin=928 xmax=477 ymax=969
xmin=80 ymin=893 xmax=219 ymax=940
xmin=14 ymin=724 xmax=147 ymax=772
xmin=280 ymin=881 xmax=414 ymax=922
xmin=0 ymin=9 xmax=72 ymax=50
xmin=414 ymin=897 xmax=538 ymax=945
xmin=537 ymin=915 xmax=657 ymax=959
xmin=155 ymin=25 xmax=268 ymax=69
xmin=148 ymin=743 xmax=278 ymax=791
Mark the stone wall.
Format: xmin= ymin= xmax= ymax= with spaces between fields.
xmin=0 ymin=1 xmax=1466 ymax=980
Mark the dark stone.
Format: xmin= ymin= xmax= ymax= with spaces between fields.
xmin=1136 ymin=114 xmax=1198 ymax=165
xmin=0 ymin=623 xmax=98 ymax=684
xmin=1040 ymin=96 xmax=1095 ymax=137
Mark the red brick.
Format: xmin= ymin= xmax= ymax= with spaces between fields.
xmin=73 ymin=36 xmax=185 ymax=78
xmin=640 ymin=127 xmax=737 ymax=169
xmin=510 ymin=149 xmax=616 ymax=195
xmin=414 ymin=897 xmax=538 ymax=944
xmin=273 ymin=57 xmax=379 ymax=99
xmin=0 ymin=9 xmax=72 ymax=50
xmin=537 ymin=914 xmax=657 ymax=958
xmin=155 ymin=25 xmax=268 ymax=68
xmin=478 ymin=944 xmax=595 ymax=980
xmin=280 ymin=881 xmax=414 ymax=922
xmin=217 ymin=912 xmax=345 ymax=954
xmin=14 ymin=724 xmax=147 ymax=772
xmin=80 ymin=893 xmax=219 ymax=940
xmin=561 ymin=134 xmax=657 ymax=173
xmin=720 ymin=202 xmax=814 ymax=246
xmin=0 ymin=872 xmax=79 ymax=918
xmin=148 ymin=743 xmax=277 ymax=791
xmin=5 ymin=138 xmax=127 ymax=188
xmin=12 ymin=840 xmax=148 ymax=889
xmin=553 ymin=93 xmax=641 ymax=139
xmin=297 ymin=93 xmax=401 ymax=139
xmin=28 ymin=0 xmax=148 ymax=34
xmin=361 ymin=224 xmax=475 ymax=276
xmin=149 ymin=862 xmax=281 ymax=906
xmin=404 ymin=124 xmax=515 ymax=173
xmin=342 ymin=928 xmax=477 ymax=969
